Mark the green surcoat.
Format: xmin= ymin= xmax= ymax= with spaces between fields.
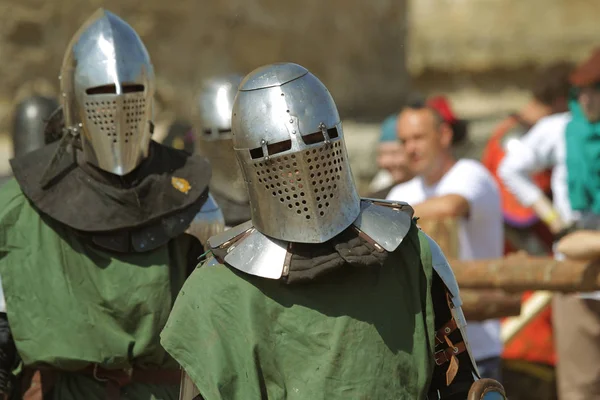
xmin=0 ymin=179 xmax=195 ymax=400
xmin=161 ymin=223 xmax=436 ymax=400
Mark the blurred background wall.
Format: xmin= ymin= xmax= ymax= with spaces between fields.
xmin=0 ymin=0 xmax=598 ymax=192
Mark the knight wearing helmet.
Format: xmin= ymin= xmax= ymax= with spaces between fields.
xmin=0 ymin=9 xmax=218 ymax=399
xmin=193 ymin=74 xmax=252 ymax=227
xmin=161 ymin=63 xmax=507 ymax=400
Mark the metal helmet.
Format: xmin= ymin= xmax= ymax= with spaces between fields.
xmin=231 ymin=63 xmax=360 ymax=243
xmin=195 ymin=74 xmax=248 ymax=203
xmin=196 ymin=74 xmax=242 ymax=139
xmin=60 ymin=9 xmax=155 ymax=176
xmin=11 ymin=95 xmax=59 ymax=157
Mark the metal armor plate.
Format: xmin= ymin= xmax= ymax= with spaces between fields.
xmin=206 ymin=198 xmax=414 ymax=279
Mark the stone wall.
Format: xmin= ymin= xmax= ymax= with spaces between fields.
xmin=3 ymin=0 xmax=600 ymax=126
xmin=2 ymin=0 xmax=600 ymax=191
xmin=410 ymin=0 xmax=600 ymax=120
xmin=0 ymin=0 xmax=409 ymax=131
xmin=409 ymin=0 xmax=599 ymax=74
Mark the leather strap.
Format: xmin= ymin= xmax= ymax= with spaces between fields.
xmin=434 ymin=341 xmax=467 ymax=366
xmin=80 ymin=364 xmax=181 ymax=386
xmin=435 ymin=318 xmax=458 ymax=345
xmin=21 ymin=365 xmax=181 ymax=400
xmin=434 ymin=291 xmax=468 ymax=385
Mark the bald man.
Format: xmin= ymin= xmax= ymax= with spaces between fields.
xmin=386 ymin=104 xmax=505 ymax=381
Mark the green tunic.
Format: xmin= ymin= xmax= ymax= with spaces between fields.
xmin=161 ymin=223 xmax=436 ymax=400
xmin=0 ymin=179 xmax=195 ymax=400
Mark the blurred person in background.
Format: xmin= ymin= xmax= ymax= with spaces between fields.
xmin=194 ymin=74 xmax=252 ymax=228
xmin=11 ymin=96 xmax=60 ymax=158
xmin=367 ymin=114 xmax=413 ymax=198
xmin=499 ymin=47 xmax=600 ymax=400
xmin=387 ymin=97 xmax=505 ymax=382
xmin=426 ymin=95 xmax=470 ymax=148
xmin=483 ymin=62 xmax=573 ymax=255
xmin=0 ymin=95 xmax=59 ymax=187
xmin=481 ymin=61 xmax=573 ymax=400
xmin=368 ymin=95 xmax=468 ymax=199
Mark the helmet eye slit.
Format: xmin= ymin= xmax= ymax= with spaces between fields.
xmin=85 ymin=84 xmax=145 ymax=95
xmin=249 ymin=139 xmax=292 ymax=160
xmin=86 ymin=85 xmax=117 ymax=95
xmin=301 ymin=127 xmax=339 ymax=145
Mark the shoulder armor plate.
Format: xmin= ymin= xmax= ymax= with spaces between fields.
xmin=353 ymin=198 xmax=414 ymax=251
xmin=206 ymin=198 xmax=414 ymax=279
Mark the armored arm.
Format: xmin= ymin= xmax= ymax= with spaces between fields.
xmin=427 ymin=270 xmax=477 ymax=399
xmin=425 ymin=235 xmax=506 ymax=400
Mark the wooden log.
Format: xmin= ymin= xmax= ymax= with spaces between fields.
xmin=449 ymin=252 xmax=600 ymax=292
xmin=460 ymin=289 xmax=522 ymax=321
xmin=417 ymin=217 xmax=460 ymax=259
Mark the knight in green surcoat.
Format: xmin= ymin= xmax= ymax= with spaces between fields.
xmin=0 ymin=9 xmax=223 ymax=400
xmin=160 ymin=63 xmax=508 ymax=400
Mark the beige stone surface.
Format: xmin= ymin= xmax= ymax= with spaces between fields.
xmin=0 ymin=135 xmax=11 ymax=176
xmin=0 ymin=0 xmax=409 ymax=134
xmin=409 ymin=0 xmax=600 ymax=73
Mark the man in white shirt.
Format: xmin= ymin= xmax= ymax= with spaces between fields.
xmin=498 ymin=48 xmax=600 ymax=400
xmin=387 ymin=102 xmax=504 ymax=381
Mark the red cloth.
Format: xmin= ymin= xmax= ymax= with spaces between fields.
xmin=427 ymin=96 xmax=458 ymax=124
xmin=501 ymin=291 xmax=556 ymax=366
xmin=482 ymin=116 xmax=552 ymax=228
xmin=482 ymin=115 xmax=556 ymax=366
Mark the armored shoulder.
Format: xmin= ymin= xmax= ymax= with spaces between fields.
xmin=352 ymin=198 xmax=414 ymax=251
xmin=206 ymin=198 xmax=415 ymax=279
